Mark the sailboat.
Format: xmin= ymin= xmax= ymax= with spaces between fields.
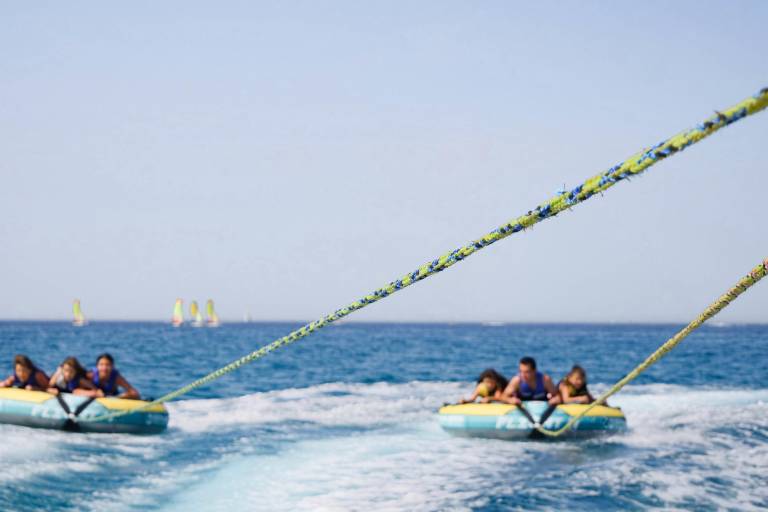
xmin=172 ymin=299 xmax=184 ymax=327
xmin=190 ymin=301 xmax=204 ymax=328
xmin=72 ymin=299 xmax=87 ymax=327
xmin=206 ymin=299 xmax=221 ymax=327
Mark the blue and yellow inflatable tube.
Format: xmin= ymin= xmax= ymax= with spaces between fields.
xmin=0 ymin=388 xmax=168 ymax=435
xmin=439 ymin=401 xmax=626 ymax=440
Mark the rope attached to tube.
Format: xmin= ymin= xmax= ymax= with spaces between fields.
xmin=532 ymin=258 xmax=768 ymax=437
xmin=78 ymin=87 xmax=768 ymax=424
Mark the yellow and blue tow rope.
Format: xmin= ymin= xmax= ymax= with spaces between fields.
xmin=79 ymin=87 xmax=768 ymax=424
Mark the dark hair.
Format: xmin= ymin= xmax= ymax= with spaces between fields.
xmin=567 ymin=365 xmax=587 ymax=383
xmin=96 ymin=353 xmax=114 ymax=365
xmin=14 ymin=354 xmax=36 ymax=371
xmin=477 ymin=368 xmax=509 ymax=391
xmin=519 ymin=356 xmax=537 ymax=370
xmin=61 ymin=356 xmax=87 ymax=379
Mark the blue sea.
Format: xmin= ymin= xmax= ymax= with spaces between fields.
xmin=0 ymin=321 xmax=766 ymax=511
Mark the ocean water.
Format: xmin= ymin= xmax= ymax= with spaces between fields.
xmin=0 ymin=321 xmax=766 ymax=511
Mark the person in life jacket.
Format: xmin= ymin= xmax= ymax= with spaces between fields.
xmin=499 ymin=356 xmax=561 ymax=405
xmin=86 ymin=353 xmax=140 ymax=399
xmin=0 ymin=355 xmax=50 ymax=391
xmin=47 ymin=356 xmax=99 ymax=396
xmin=558 ymin=365 xmax=595 ymax=404
xmin=459 ymin=368 xmax=509 ymax=404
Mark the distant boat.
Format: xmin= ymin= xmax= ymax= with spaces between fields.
xmin=172 ymin=299 xmax=184 ymax=327
xmin=190 ymin=301 xmax=204 ymax=328
xmin=243 ymin=312 xmax=252 ymax=323
xmin=206 ymin=299 xmax=220 ymax=327
xmin=72 ymin=299 xmax=87 ymax=327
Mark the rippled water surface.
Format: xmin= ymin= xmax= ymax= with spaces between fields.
xmin=1 ymin=322 xmax=766 ymax=511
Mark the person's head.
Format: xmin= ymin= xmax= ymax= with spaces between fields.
xmin=518 ymin=356 xmax=537 ymax=381
xmin=477 ymin=368 xmax=508 ymax=393
xmin=61 ymin=357 xmax=86 ymax=382
xmin=14 ymin=354 xmax=35 ymax=381
xmin=96 ymin=353 xmax=115 ymax=378
xmin=566 ymin=365 xmax=587 ymax=390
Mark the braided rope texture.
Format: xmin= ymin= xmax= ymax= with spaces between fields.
xmin=533 ymin=258 xmax=768 ymax=437
xmin=79 ymin=87 xmax=768 ymax=423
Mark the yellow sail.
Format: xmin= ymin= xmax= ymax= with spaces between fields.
xmin=190 ymin=301 xmax=203 ymax=327
xmin=72 ymin=299 xmax=86 ymax=327
xmin=206 ymin=299 xmax=220 ymax=327
xmin=172 ymin=299 xmax=184 ymax=327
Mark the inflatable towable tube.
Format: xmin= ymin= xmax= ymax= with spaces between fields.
xmin=0 ymin=388 xmax=168 ymax=434
xmin=439 ymin=401 xmax=626 ymax=440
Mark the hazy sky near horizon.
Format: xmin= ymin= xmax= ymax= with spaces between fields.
xmin=1 ymin=2 xmax=766 ymax=323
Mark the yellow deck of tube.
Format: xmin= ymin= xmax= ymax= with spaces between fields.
xmin=96 ymin=397 xmax=167 ymax=413
xmin=0 ymin=387 xmax=52 ymax=403
xmin=0 ymin=388 xmax=167 ymax=413
xmin=439 ymin=402 xmax=625 ymax=419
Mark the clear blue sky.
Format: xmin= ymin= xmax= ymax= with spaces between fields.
xmin=1 ymin=2 xmax=766 ymax=322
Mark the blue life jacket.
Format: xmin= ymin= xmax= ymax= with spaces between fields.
xmin=92 ymin=368 xmax=120 ymax=396
xmin=13 ymin=369 xmax=40 ymax=389
xmin=56 ymin=375 xmax=80 ymax=393
xmin=517 ymin=371 xmax=548 ymax=401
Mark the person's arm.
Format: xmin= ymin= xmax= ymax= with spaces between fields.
xmin=82 ymin=371 xmax=106 ymax=396
xmin=559 ymin=382 xmax=588 ymax=404
xmin=459 ymin=386 xmax=481 ymax=404
xmin=29 ymin=371 xmax=49 ymax=391
xmin=544 ymin=375 xmax=561 ymax=405
xmin=558 ymin=382 xmax=572 ymax=403
xmin=498 ymin=377 xmax=521 ymax=405
xmin=489 ymin=389 xmax=506 ymax=403
xmin=481 ymin=389 xmax=504 ymax=403
xmin=73 ymin=378 xmax=101 ymax=397
xmin=48 ymin=368 xmax=61 ymax=388
xmin=115 ymin=375 xmax=140 ymax=400
xmin=0 ymin=375 xmax=14 ymax=388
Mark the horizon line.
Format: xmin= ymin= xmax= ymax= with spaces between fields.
xmin=0 ymin=318 xmax=764 ymax=326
